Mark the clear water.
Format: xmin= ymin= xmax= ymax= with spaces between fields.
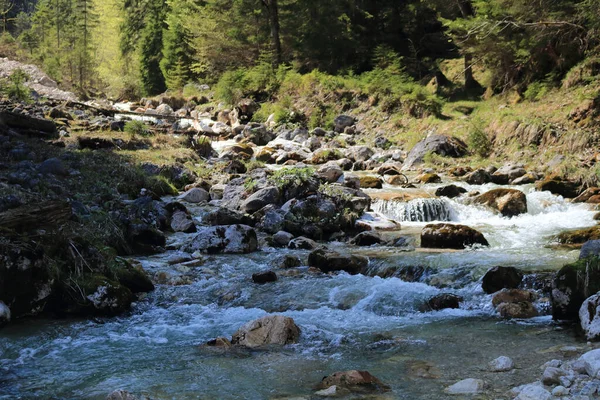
xmin=1 ymin=184 xmax=597 ymax=399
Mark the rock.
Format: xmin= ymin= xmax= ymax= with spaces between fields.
xmin=492 ymin=289 xmax=536 ymax=307
xmin=333 ymin=115 xmax=355 ymax=133
xmin=349 ymin=231 xmax=382 ymax=246
xmin=552 ymin=257 xmax=600 ymax=320
xmin=417 ymin=173 xmax=442 ymax=183
xmin=187 ymin=225 xmax=258 ymax=254
xmin=202 ymin=208 xmax=254 ymax=226
xmin=38 ymin=157 xmax=68 ymax=176
xmin=557 ymin=226 xmax=600 ymax=245
xmin=311 ymin=148 xmax=343 ymax=164
xmin=204 ymin=337 xmax=232 ymax=349
xmin=231 ymin=315 xmax=300 ymax=348
xmin=243 ymin=122 xmax=274 ymax=145
xmin=241 ymin=186 xmax=280 ymax=214
xmin=347 ymin=146 xmax=374 ymax=162
xmin=435 ymin=185 xmax=467 ymax=198
xmin=579 ymin=349 xmax=600 ymax=377
xmin=514 ymin=383 xmax=551 ymax=400
xmin=512 ymin=173 xmax=538 ymax=185
xmin=179 ymin=187 xmax=210 ymax=203
xmin=156 ymin=103 xmax=174 ymax=115
xmin=579 ymin=293 xmax=600 ymax=340
xmin=482 ymin=266 xmax=523 ymax=294
xmin=536 ymin=178 xmax=580 ymax=198
xmin=426 ymin=293 xmax=463 ymax=310
xmin=473 ymin=188 xmax=527 ymax=217
xmin=574 ymin=187 xmax=600 ymax=203
xmin=252 ymin=271 xmax=278 ymax=284
xmin=0 ymin=301 xmax=10 ymax=326
xmin=221 ymin=143 xmax=254 ymax=160
xmin=542 ymin=367 xmax=565 ymax=385
xmin=275 ymin=255 xmax=301 ymax=269
xmin=464 ymin=169 xmax=492 ymax=185
xmin=315 ymin=370 xmax=390 ymax=394
xmin=403 ymin=135 xmax=468 ymax=169
xmin=126 ymin=223 xmax=166 ymax=255
xmin=551 ymin=386 xmax=569 ymax=396
xmin=444 ymin=378 xmax=484 ymax=395
xmin=106 ymin=390 xmax=139 ymax=400
xmin=308 ymin=249 xmax=368 ymax=275
xmin=288 ymin=236 xmax=318 ymax=250
xmin=421 ymin=223 xmax=489 ymax=249
xmin=488 ymin=356 xmax=514 ymax=372
xmin=58 ymin=274 xmax=134 ymax=316
xmin=491 ymin=164 xmax=526 ymax=184
xmin=314 ymin=385 xmax=338 ymax=397
xmin=273 ymin=231 xmax=294 ymax=247
xmin=376 ymin=162 xmax=403 ymax=176
xmin=170 ymin=210 xmax=196 ymax=233
xmin=497 ymin=302 xmax=538 ymax=319
xmin=113 ymin=259 xmax=155 ymax=294
xmin=581 ymin=240 xmax=600 ymax=259
xmin=359 ymin=176 xmax=383 ymax=189
xmin=317 ymin=162 xmax=343 ymax=183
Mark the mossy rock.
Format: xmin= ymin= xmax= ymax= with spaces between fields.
xmin=556 ymin=226 xmax=600 ymax=246
xmin=256 ymin=147 xmax=277 ymax=163
xmin=112 ymin=258 xmax=155 ymax=293
xmin=417 ymin=173 xmax=442 ymax=184
xmin=146 ymin=176 xmax=179 ymax=196
xmin=552 ymin=257 xmax=600 ymax=321
xmin=56 ymin=274 xmax=133 ymax=316
xmin=359 ymin=176 xmax=383 ymax=189
xmin=310 ymin=149 xmax=344 ymax=164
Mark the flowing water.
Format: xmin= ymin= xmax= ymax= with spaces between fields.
xmin=1 ymin=182 xmax=597 ymax=399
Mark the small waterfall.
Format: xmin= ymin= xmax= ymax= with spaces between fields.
xmin=372 ymin=198 xmax=452 ymax=222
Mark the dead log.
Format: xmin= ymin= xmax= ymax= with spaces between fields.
xmin=0 ymin=201 xmax=71 ymax=232
xmin=0 ymin=111 xmax=58 ymax=138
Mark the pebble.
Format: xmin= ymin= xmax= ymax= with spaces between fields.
xmin=488 ymin=356 xmax=514 ymax=372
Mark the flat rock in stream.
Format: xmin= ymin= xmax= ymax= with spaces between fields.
xmin=186 ymin=224 xmax=258 ymax=254
xmin=231 ymin=315 xmax=300 ymax=348
xmin=308 ymin=249 xmax=368 ymax=275
xmin=421 ymin=223 xmax=489 ymax=249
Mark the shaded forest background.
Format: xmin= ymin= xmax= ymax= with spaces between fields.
xmin=0 ymin=0 xmax=598 ymax=102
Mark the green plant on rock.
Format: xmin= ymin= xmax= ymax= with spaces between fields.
xmin=318 ymin=183 xmax=353 ymax=202
xmin=124 ymin=120 xmax=151 ymax=138
xmin=269 ymin=166 xmax=315 ymax=190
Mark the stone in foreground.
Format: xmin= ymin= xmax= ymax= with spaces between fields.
xmin=473 ymin=188 xmax=527 ymax=217
xmin=231 ymin=315 xmax=300 ymax=348
xmin=421 ymin=223 xmax=489 ymax=249
xmin=308 ymin=249 xmax=369 ymax=275
xmin=488 ymin=356 xmax=514 ymax=372
xmin=315 ymin=370 xmax=390 ymax=395
xmin=481 ymin=266 xmax=523 ymax=294
xmin=444 ymin=378 xmax=484 ymax=395
xmin=580 ymin=293 xmax=600 ymax=341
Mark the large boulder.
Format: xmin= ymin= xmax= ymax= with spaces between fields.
xmin=403 ymin=135 xmax=468 ymax=169
xmin=308 ymin=249 xmax=368 ymax=275
xmin=552 ymin=257 xmax=600 ymax=321
xmin=421 ymin=223 xmax=489 ymax=249
xmin=241 ymin=186 xmax=280 ymax=214
xmin=426 ymin=293 xmax=463 ymax=311
xmin=491 ymin=164 xmax=527 ymax=184
xmin=333 ymin=115 xmax=356 ymax=133
xmin=231 ymin=315 xmax=300 ymax=348
xmin=535 ymin=178 xmax=580 ymax=198
xmin=574 ymin=187 xmax=600 ymax=203
xmin=473 ymin=188 xmax=527 ymax=217
xmin=444 ymin=378 xmax=485 ymax=395
xmin=0 ymin=301 xmax=11 ymax=326
xmin=315 ymin=370 xmax=390 ymax=395
xmin=56 ymin=274 xmax=134 ymax=316
xmin=556 ymin=226 xmax=600 ymax=246
xmin=580 ymin=293 xmax=600 ymax=340
xmin=346 ymin=146 xmax=374 ymax=162
xmin=178 ymin=188 xmax=210 ymax=204
xmin=202 ymin=208 xmax=254 ymax=226
xmin=242 ymin=123 xmax=274 ymax=145
xmin=580 ymin=240 xmax=600 ymax=259
xmin=186 ymin=225 xmax=258 ymax=254
xmin=435 ymin=184 xmax=466 ymax=198
xmin=464 ymin=169 xmax=493 ymax=185
xmin=359 ymin=176 xmax=383 ymax=189
xmin=481 ymin=266 xmax=523 ymax=294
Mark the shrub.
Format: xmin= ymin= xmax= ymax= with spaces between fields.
xmin=523 ymin=82 xmax=550 ymax=101
xmin=468 ymin=119 xmax=492 ymax=157
xmin=124 ymin=120 xmax=151 ymax=138
xmin=5 ymin=68 xmax=31 ymax=101
xmin=269 ymin=166 xmax=315 ymax=190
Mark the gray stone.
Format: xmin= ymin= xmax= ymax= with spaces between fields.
xmin=288 ymin=236 xmax=318 ymax=250
xmin=317 ymin=162 xmax=343 ymax=183
xmin=179 ymin=188 xmax=210 ymax=203
xmin=514 ymin=383 xmax=551 ymax=400
xmin=333 ymin=115 xmax=355 ymax=133
xmin=170 ymin=210 xmax=195 ymax=233
xmin=38 ymin=157 xmax=68 ymax=176
xmin=580 ymin=293 xmax=600 ymax=341
xmin=403 ymin=135 xmax=467 ymax=170
xmin=580 ymin=349 xmax=600 ymax=377
xmin=241 ymin=186 xmax=280 ymax=213
xmin=156 ymin=104 xmax=174 ymax=115
xmin=106 ymin=390 xmax=139 ymax=400
xmin=488 ymin=356 xmax=514 ymax=372
xmin=210 ymin=184 xmax=226 ymax=200
xmin=444 ymin=378 xmax=484 ymax=395
xmin=186 ymin=225 xmax=258 ymax=254
xmin=581 ymin=240 xmax=600 ymax=259
xmin=273 ymin=231 xmax=294 ymax=247
xmin=0 ymin=301 xmax=11 ymax=326
xmin=542 ymin=366 xmax=565 ymax=385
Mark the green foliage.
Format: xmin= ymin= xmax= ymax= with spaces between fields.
xmin=4 ymin=68 xmax=31 ymax=101
xmin=244 ymin=160 xmax=265 ymax=172
xmin=269 ymin=166 xmax=315 ymax=190
xmin=523 ymin=82 xmax=550 ymax=101
xmin=467 ymin=118 xmax=492 ymax=157
xmin=124 ymin=120 xmax=151 ymax=138
xmin=318 ymin=183 xmax=353 ymax=202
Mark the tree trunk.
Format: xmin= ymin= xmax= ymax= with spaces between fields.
xmin=0 ymin=201 xmax=71 ymax=232
xmin=456 ymin=0 xmax=481 ymax=91
xmin=262 ymin=0 xmax=282 ymax=65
